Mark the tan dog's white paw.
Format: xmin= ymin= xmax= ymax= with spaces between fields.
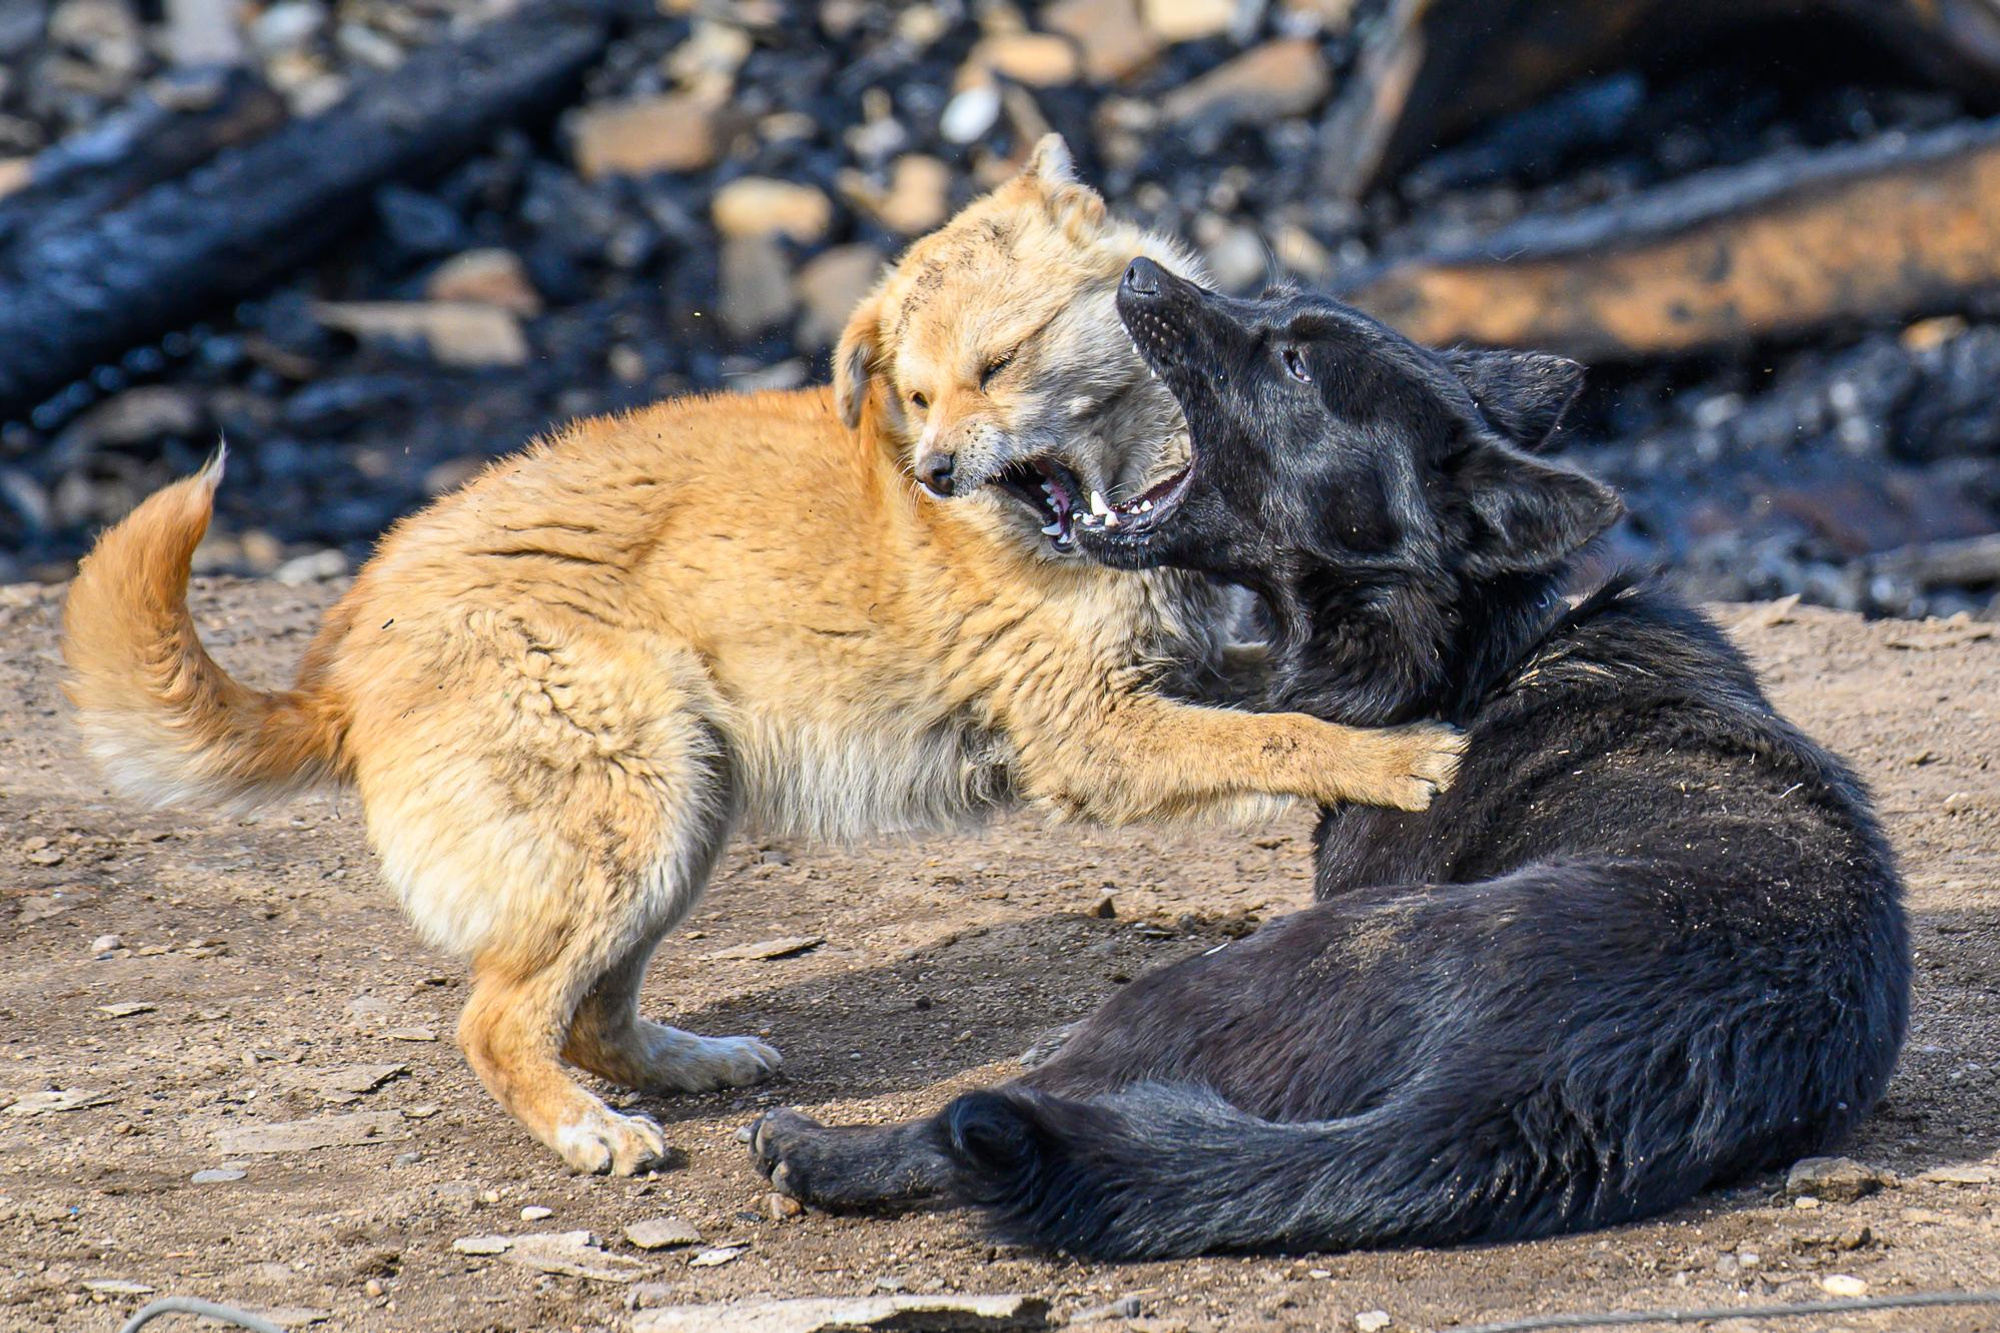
xmin=554 ymin=1104 xmax=669 ymax=1176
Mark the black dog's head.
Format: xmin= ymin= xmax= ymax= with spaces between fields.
xmin=1076 ymin=258 xmax=1620 ymax=607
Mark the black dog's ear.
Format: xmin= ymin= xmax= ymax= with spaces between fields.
xmin=1442 ymin=349 xmax=1584 ymax=450
xmin=1449 ymin=442 xmax=1623 ymax=575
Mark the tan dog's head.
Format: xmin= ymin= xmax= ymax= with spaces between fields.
xmin=835 ymin=134 xmax=1200 ymax=557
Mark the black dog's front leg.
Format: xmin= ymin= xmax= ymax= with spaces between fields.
xmin=749 ymin=1108 xmax=963 ymax=1212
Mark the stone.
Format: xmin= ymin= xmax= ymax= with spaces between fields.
xmin=191 ymin=1167 xmax=246 ymax=1183
xmin=688 ymin=1245 xmax=745 ymax=1267
xmin=453 ymin=1235 xmax=511 ymax=1256
xmin=764 ymin=1192 xmax=803 ymax=1221
xmin=273 ymin=550 xmax=349 ymax=586
xmin=1044 ymin=0 xmax=1161 ymax=82
xmin=1819 ymin=1275 xmax=1868 ymax=1297
xmin=572 ymin=95 xmax=719 ymax=179
xmin=713 ymin=179 xmax=833 ymax=243
xmin=720 ymin=235 xmax=798 ymax=339
xmin=334 ymin=21 xmax=401 ymax=70
xmin=520 ymin=1205 xmax=554 ymax=1222
xmin=55 ymin=386 xmax=202 ymax=452
xmin=313 ymin=302 xmax=528 ymax=367
xmin=1197 ymin=216 xmax=1268 ymax=292
xmin=1087 ymin=894 xmax=1117 ymax=919
xmin=83 ymin=1279 xmax=155 ymax=1296
xmin=706 ymin=935 xmax=823 ymax=961
xmin=1917 ymin=1164 xmax=1996 ymax=1185
xmin=165 ymin=0 xmax=244 ymax=66
xmin=631 ymin=1294 xmax=1049 ymax=1333
xmin=1140 ymin=0 xmax=1233 ymax=42
xmin=97 ymin=1002 xmax=154 ymax=1018
xmin=625 ymin=1216 xmax=703 ymax=1251
xmin=1786 ymin=1156 xmax=1893 ymax=1202
xmin=307 ymin=1063 xmax=409 ymax=1101
xmin=940 ymin=84 xmax=1002 ymax=144
xmin=1272 ymin=224 xmax=1331 ymax=282
xmin=876 ymin=155 xmax=952 ymax=236
xmin=795 ymin=244 xmax=885 ymax=349
xmin=50 ymin=0 xmax=145 ymax=82
xmin=1073 ymin=1296 xmax=1142 ymax=1322
xmin=1162 ymin=38 xmax=1330 ymax=128
xmin=5 ymin=1088 xmax=115 ymax=1116
xmin=497 ymin=1231 xmax=651 ymax=1282
xmin=91 ymin=934 xmax=123 ymax=955
xmin=212 ymin=1110 xmax=408 ymax=1155
xmin=969 ymin=33 xmax=1081 ymax=86
xmin=425 ymin=249 xmax=542 ymax=317
xmin=668 ymin=20 xmax=752 ymax=100
xmin=1355 ymin=1314 xmax=1392 ymax=1333
xmin=383 ymin=1026 xmax=437 ymax=1042
xmin=251 ymin=1 xmax=324 ymax=58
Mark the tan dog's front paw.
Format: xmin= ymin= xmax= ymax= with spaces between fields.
xmin=554 ymin=1104 xmax=670 ymax=1176
xmin=1337 ymin=721 xmax=1465 ymax=811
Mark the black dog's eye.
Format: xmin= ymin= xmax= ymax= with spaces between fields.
xmin=910 ymin=391 xmax=929 ymax=410
xmin=1281 ymin=348 xmax=1312 ymax=384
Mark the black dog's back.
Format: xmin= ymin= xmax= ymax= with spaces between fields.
xmin=953 ymin=581 xmax=1907 ymax=1257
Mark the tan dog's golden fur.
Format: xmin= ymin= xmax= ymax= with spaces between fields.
xmin=61 ymin=138 xmax=1459 ymax=1176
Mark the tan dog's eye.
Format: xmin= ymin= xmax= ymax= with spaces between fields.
xmin=910 ymin=391 xmax=929 ymax=410
xmin=980 ymin=350 xmax=1017 ymax=391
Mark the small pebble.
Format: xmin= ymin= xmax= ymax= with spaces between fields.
xmin=91 ymin=934 xmax=123 ymax=955
xmin=1820 ymin=1274 xmax=1868 ymax=1297
xmin=520 ymin=1205 xmax=553 ymax=1222
xmin=191 ymin=1168 xmax=246 ymax=1184
xmin=1356 ymin=1312 xmax=1392 ymax=1333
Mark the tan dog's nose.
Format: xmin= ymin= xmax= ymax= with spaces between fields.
xmin=918 ymin=453 xmax=957 ymax=498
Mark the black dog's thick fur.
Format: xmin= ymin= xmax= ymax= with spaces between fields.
xmin=749 ymin=262 xmax=1910 ymax=1259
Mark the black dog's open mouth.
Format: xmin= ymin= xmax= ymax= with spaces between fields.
xmin=1074 ymin=434 xmax=1193 ymax=541
xmin=990 ymin=456 xmax=1086 ymax=550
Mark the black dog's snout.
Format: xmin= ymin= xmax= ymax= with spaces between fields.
xmin=920 ymin=453 xmax=956 ymax=497
xmin=1123 ymin=257 xmax=1163 ymax=297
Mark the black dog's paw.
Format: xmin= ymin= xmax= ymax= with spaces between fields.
xmin=748 ymin=1107 xmax=825 ymax=1198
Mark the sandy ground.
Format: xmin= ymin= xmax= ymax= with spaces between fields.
xmin=1 ymin=578 xmax=1996 ymax=1333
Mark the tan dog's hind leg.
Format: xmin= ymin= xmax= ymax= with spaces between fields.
xmin=366 ymin=623 xmax=776 ymax=1174
xmin=560 ymin=767 xmax=780 ymax=1094
xmin=1022 ymin=692 xmax=1464 ymax=824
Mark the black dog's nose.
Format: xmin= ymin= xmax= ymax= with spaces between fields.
xmin=1123 ymin=257 xmax=1162 ymax=297
xmin=920 ymin=453 xmax=956 ymax=497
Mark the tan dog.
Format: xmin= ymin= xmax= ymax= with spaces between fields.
xmin=61 ymin=137 xmax=1460 ymax=1176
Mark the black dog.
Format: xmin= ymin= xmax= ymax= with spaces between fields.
xmin=748 ymin=259 xmax=1911 ymax=1259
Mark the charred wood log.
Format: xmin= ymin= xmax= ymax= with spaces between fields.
xmin=1317 ymin=0 xmax=2000 ymax=201
xmin=1338 ymin=117 xmax=2000 ymax=362
xmin=1870 ymin=533 xmax=2000 ymax=589
xmin=0 ymin=5 xmax=610 ymax=423
xmin=0 ymin=70 xmax=283 ymax=254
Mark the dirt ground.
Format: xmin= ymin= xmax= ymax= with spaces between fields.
xmin=1 ymin=577 xmax=1996 ymax=1333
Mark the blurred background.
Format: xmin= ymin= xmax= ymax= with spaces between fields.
xmin=5 ymin=0 xmax=2000 ymax=617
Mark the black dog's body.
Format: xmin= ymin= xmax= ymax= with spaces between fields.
xmin=750 ymin=264 xmax=1910 ymax=1259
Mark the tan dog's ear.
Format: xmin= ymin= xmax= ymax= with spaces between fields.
xmin=1019 ymin=133 xmax=1106 ymax=239
xmin=834 ymin=284 xmax=889 ymax=430
xmin=1024 ymin=133 xmax=1079 ymax=187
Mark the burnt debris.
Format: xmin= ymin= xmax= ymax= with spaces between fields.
xmin=1 ymin=0 xmax=1999 ymax=621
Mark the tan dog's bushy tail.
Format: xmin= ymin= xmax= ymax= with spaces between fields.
xmin=61 ymin=449 xmax=350 ymax=810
